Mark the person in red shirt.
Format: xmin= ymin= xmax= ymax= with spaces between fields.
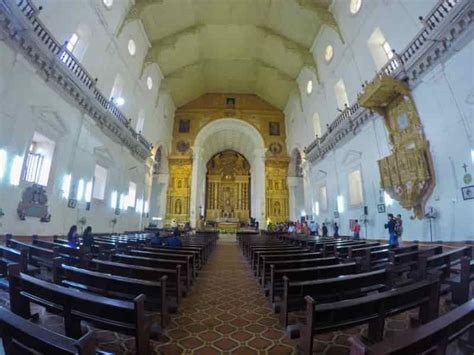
xmin=352 ymin=220 xmax=361 ymax=240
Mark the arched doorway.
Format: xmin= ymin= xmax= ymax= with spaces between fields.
xmin=205 ymin=150 xmax=251 ymax=225
xmin=190 ymin=118 xmax=266 ymax=228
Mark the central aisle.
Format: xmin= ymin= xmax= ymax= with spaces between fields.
xmin=155 ymin=238 xmax=297 ymax=354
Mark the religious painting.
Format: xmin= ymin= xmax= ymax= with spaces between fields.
xmin=461 ymin=185 xmax=474 ymax=200
xmin=269 ymin=122 xmax=280 ymax=136
xmin=226 ymin=97 xmax=235 ymax=108
xmin=178 ymin=119 xmax=190 ymax=133
xmin=176 ymin=140 xmax=190 ymax=153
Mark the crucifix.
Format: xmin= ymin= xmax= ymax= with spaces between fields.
xmin=462 ymin=163 xmax=468 ymax=173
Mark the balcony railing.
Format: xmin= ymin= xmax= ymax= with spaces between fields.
xmin=13 ymin=0 xmax=152 ymax=152
xmin=305 ymin=0 xmax=468 ymax=159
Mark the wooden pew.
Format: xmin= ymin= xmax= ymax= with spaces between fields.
xmin=87 ymin=258 xmax=183 ymax=305
xmin=112 ymin=253 xmax=192 ymax=291
xmin=349 ymin=299 xmax=474 ymax=355
xmin=8 ymin=264 xmax=153 ymax=355
xmin=269 ymin=262 xmax=360 ymax=305
xmin=0 ymin=246 xmax=28 ymax=275
xmin=263 ymin=256 xmax=339 ymax=290
xmin=32 ymin=236 xmax=85 ymax=266
xmin=140 ymin=245 xmax=200 ymax=271
xmin=279 ymin=268 xmax=394 ymax=327
xmin=329 ymin=241 xmax=379 ymax=257
xmin=254 ymin=248 xmax=311 ymax=278
xmin=389 ymin=245 xmax=442 ymax=274
xmin=52 ymin=259 xmax=169 ymax=327
xmin=419 ymin=246 xmax=473 ymax=281
xmin=128 ymin=248 xmax=196 ymax=279
xmin=0 ymin=306 xmax=98 ymax=355
xmin=6 ymin=236 xmax=57 ymax=270
xmin=249 ymin=246 xmax=304 ymax=270
xmin=347 ymin=243 xmax=397 ymax=259
xmin=449 ymin=256 xmax=474 ymax=305
xmin=296 ymin=278 xmax=440 ymax=354
xmin=259 ymin=251 xmax=322 ymax=282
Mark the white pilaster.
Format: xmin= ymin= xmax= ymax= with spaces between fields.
xmin=287 ymin=176 xmax=299 ymax=221
xmin=189 ymin=146 xmax=202 ymax=228
xmin=252 ymin=148 xmax=267 ymax=229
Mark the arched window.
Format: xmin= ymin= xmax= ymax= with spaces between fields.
xmin=110 ymin=74 xmax=124 ymax=103
xmin=136 ymin=109 xmax=145 ymax=133
xmin=128 ymin=39 xmax=136 ymax=56
xmin=312 ymin=112 xmax=322 ymax=137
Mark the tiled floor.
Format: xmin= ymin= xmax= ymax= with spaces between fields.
xmin=0 ymin=239 xmax=471 ymax=354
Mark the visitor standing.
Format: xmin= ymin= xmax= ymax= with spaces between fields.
xmin=385 ymin=214 xmax=398 ymax=247
xmin=395 ymin=214 xmax=403 ymax=243
xmin=333 ymin=222 xmax=339 ymax=238
xmin=322 ymin=223 xmax=328 ymax=237
xmin=352 ymin=220 xmax=361 ymax=240
xmin=82 ymin=226 xmax=94 ymax=251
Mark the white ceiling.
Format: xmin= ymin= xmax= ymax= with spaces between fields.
xmin=121 ymin=0 xmax=338 ymax=109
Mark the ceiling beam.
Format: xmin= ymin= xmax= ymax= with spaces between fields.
xmin=294 ymin=0 xmax=344 ymax=44
xmin=140 ymin=25 xmax=204 ymax=77
xmin=256 ymin=25 xmax=320 ymax=83
xmin=117 ymin=0 xmax=163 ymax=37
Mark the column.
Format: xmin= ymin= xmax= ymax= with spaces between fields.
xmin=252 ymin=148 xmax=267 ymax=229
xmin=287 ymin=176 xmax=298 ymax=221
xmin=149 ymin=173 xmax=169 ymax=228
xmin=189 ymin=146 xmax=202 ymax=228
xmin=302 ymin=160 xmax=313 ymax=216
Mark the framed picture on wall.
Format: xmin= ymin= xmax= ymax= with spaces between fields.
xmin=377 ymin=204 xmax=386 ymax=213
xmin=461 ymin=185 xmax=474 ymax=200
xmin=269 ymin=122 xmax=280 ymax=136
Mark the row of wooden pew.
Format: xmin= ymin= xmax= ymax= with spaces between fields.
xmin=0 ymin=231 xmax=217 ymax=354
xmin=239 ymin=234 xmax=474 ymax=354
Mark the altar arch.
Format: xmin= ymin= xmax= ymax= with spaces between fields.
xmin=190 ymin=118 xmax=267 ymax=228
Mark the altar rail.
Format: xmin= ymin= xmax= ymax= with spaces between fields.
xmin=305 ymin=0 xmax=472 ymax=163
xmin=0 ymin=0 xmax=152 ymax=160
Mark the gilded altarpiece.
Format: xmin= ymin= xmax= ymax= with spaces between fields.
xmin=266 ymin=159 xmax=289 ymax=224
xmin=166 ymin=158 xmax=192 ymax=223
xmin=206 ymin=151 xmax=250 ymax=222
xmin=166 ymin=94 xmax=290 ymax=225
xmin=358 ymin=75 xmax=435 ymax=219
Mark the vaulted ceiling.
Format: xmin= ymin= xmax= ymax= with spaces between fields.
xmin=120 ymin=0 xmax=339 ymax=109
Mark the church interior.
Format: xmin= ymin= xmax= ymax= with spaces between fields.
xmin=0 ymin=0 xmax=472 ymax=354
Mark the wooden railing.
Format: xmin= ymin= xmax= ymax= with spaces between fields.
xmin=305 ymin=0 xmax=465 ymax=156
xmin=14 ymin=0 xmax=152 ymax=151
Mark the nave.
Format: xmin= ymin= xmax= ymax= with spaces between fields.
xmin=0 ymin=232 xmax=472 ymax=354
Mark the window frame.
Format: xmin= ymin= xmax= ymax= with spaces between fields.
xmin=92 ymin=164 xmax=108 ymax=201
xmin=21 ymin=132 xmax=56 ymax=187
xmin=347 ymin=168 xmax=364 ymax=208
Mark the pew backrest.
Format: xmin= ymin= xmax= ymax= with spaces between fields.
xmin=0 ymin=306 xmax=97 ymax=355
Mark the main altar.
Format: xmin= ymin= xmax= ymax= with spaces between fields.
xmin=205 ymin=150 xmax=250 ymax=230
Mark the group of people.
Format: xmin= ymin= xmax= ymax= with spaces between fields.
xmin=66 ymin=225 xmax=184 ymax=249
xmin=385 ymin=213 xmax=403 ymax=247
xmin=268 ymin=214 xmax=403 ymax=247
xmin=66 ymin=225 xmax=94 ymax=249
xmin=269 ymin=220 xmax=340 ymax=238
xmin=150 ymin=228 xmax=183 ymax=248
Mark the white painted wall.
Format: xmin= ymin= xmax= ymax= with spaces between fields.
xmin=285 ymin=0 xmax=473 ymax=241
xmin=0 ymin=0 xmax=175 ymax=235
